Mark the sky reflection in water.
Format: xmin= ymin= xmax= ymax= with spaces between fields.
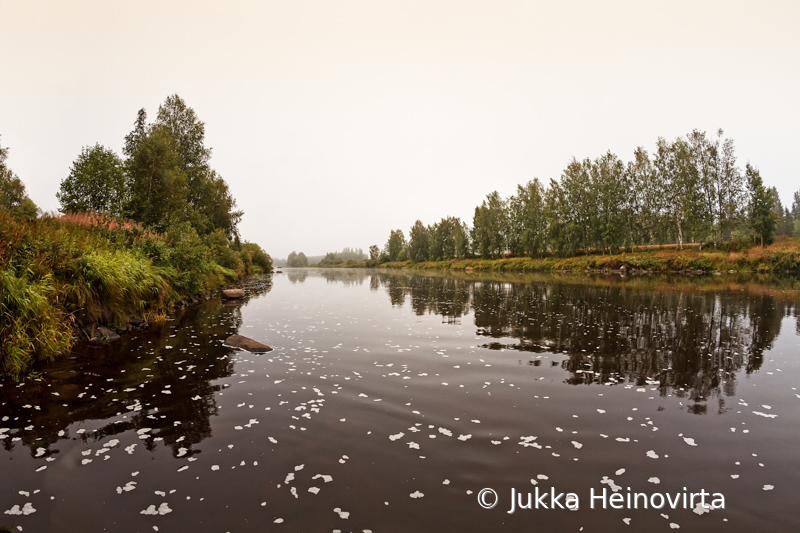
xmin=1 ymin=270 xmax=799 ymax=532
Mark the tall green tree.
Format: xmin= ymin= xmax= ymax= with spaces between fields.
xmin=559 ymin=158 xmax=596 ymax=253
xmin=385 ymin=229 xmax=406 ymax=262
xmin=746 ymin=164 xmax=777 ymax=246
xmin=408 ymin=220 xmax=430 ymax=262
xmin=125 ymin=127 xmax=188 ymax=232
xmin=508 ymin=179 xmax=548 ymax=257
xmin=792 ymin=190 xmax=800 ymax=236
xmin=769 ymin=187 xmax=794 ymax=236
xmin=655 ymin=136 xmax=702 ymax=248
xmin=123 ymin=95 xmax=242 ymax=238
xmin=369 ymin=245 xmax=380 ymax=261
xmin=471 ymin=191 xmax=508 ymax=258
xmin=710 ymin=130 xmax=744 ymax=244
xmin=592 ymin=151 xmax=628 ymax=253
xmin=627 ymin=147 xmax=662 ymax=246
xmin=0 ymin=136 xmax=38 ymax=218
xmin=57 ymin=143 xmax=126 ymax=215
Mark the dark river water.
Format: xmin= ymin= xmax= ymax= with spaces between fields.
xmin=2 ymin=269 xmax=799 ymax=532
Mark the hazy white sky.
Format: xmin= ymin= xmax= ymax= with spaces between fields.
xmin=1 ymin=0 xmax=798 ymax=259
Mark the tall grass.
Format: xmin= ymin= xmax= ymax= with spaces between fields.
xmin=0 ymin=270 xmax=74 ymax=378
xmin=0 ymin=209 xmax=263 ymax=379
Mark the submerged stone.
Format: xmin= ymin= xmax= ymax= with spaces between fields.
xmin=87 ymin=325 xmax=120 ymax=344
xmin=225 ymin=334 xmax=272 ymax=353
xmin=222 ymin=289 xmax=245 ymax=299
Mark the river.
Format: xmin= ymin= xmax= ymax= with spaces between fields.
xmin=1 ymin=269 xmax=799 ymax=532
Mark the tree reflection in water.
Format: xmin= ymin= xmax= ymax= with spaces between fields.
xmin=366 ymin=271 xmax=798 ymax=413
xmin=0 ymin=282 xmax=271 ymax=457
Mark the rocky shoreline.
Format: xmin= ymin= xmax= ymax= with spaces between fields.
xmin=82 ymin=274 xmax=273 ymax=346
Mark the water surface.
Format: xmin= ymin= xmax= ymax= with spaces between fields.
xmin=2 ymin=269 xmax=799 ymax=532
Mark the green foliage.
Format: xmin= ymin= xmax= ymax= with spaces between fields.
xmin=58 ymin=143 xmax=127 ymax=215
xmin=407 ymin=220 xmax=429 ymax=262
xmin=205 ymin=229 xmax=243 ymax=273
xmin=125 ymin=127 xmax=188 ymax=231
xmin=123 ymin=95 xmax=242 ymax=238
xmin=241 ymin=242 xmax=273 ymax=273
xmin=0 ymin=135 xmax=38 ymax=219
xmin=369 ymin=245 xmax=380 ymax=261
xmin=380 ymin=128 xmax=774 ymax=261
xmin=427 ymin=216 xmax=469 ymax=261
xmin=384 ymin=229 xmax=406 ymax=262
xmin=747 ymin=164 xmax=778 ymax=247
xmin=0 ymin=270 xmax=73 ymax=380
xmin=286 ymin=251 xmax=309 ymax=267
xmin=509 ymin=179 xmax=547 ymax=257
xmin=318 ymin=247 xmax=366 ymax=266
xmin=0 ymin=205 xmax=269 ymax=379
xmin=471 ymin=191 xmax=507 ymax=258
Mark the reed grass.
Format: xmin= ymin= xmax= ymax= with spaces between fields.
xmin=0 ymin=209 xmax=256 ymax=379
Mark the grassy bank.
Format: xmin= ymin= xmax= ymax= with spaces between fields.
xmin=0 ymin=211 xmax=270 ymax=379
xmin=349 ymin=239 xmax=800 ymax=273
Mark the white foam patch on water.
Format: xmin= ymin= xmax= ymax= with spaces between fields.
xmin=116 ymin=481 xmax=137 ymax=494
xmin=333 ymin=507 xmax=350 ymax=519
xmin=763 ymin=485 xmax=774 ymax=491
xmin=616 ymin=468 xmax=625 ymax=475
xmin=683 ymin=437 xmax=697 ymax=446
xmin=313 ymin=474 xmax=333 ymax=483
xmin=308 ymin=487 xmax=320 ymax=494
xmin=646 ymin=450 xmax=659 ymax=459
xmin=389 ymin=433 xmax=404 ymax=441
xmin=140 ymin=503 xmax=171 ymax=516
xmin=4 ymin=503 xmax=36 ymax=515
xmin=458 ymin=434 xmax=472 ymax=441
xmin=648 ymin=477 xmax=661 ymax=484
xmin=753 ymin=411 xmax=777 ymax=419
xmin=572 ymin=441 xmax=583 ymax=449
xmin=410 ymin=491 xmax=424 ymax=498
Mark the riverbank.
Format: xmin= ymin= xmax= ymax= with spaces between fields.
xmin=342 ymin=239 xmax=800 ymax=274
xmin=0 ymin=210 xmax=271 ymax=380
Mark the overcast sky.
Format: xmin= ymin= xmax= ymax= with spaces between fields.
xmin=1 ymin=1 xmax=798 ymax=259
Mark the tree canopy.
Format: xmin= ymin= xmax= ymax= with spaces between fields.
xmin=57 ymin=143 xmax=126 ymax=216
xmin=0 ymin=136 xmax=38 ymax=219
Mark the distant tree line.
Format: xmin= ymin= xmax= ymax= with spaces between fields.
xmin=318 ymin=247 xmax=367 ymax=266
xmin=286 ymin=251 xmax=309 ymax=267
xmin=372 ymin=129 xmax=799 ymax=263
